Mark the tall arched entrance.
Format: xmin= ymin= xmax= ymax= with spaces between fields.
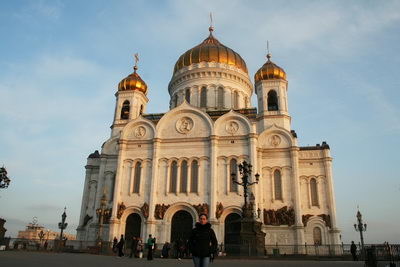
xmin=125 ymin=213 xmax=141 ymax=248
xmin=171 ymin=210 xmax=193 ymax=243
xmin=224 ymin=213 xmax=241 ymax=250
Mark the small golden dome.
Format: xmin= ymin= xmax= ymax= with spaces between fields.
xmin=174 ymin=27 xmax=248 ymax=74
xmin=118 ymin=65 xmax=148 ymax=94
xmin=254 ymin=53 xmax=286 ymax=83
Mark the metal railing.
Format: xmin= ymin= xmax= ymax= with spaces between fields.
xmin=2 ymin=238 xmax=399 ymax=263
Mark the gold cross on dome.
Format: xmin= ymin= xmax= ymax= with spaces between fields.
xmin=134 ymin=53 xmax=139 ymax=69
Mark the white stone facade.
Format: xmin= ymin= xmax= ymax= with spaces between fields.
xmin=76 ymin=36 xmax=341 ymax=248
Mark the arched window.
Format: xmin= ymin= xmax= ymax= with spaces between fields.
xmin=185 ymin=89 xmax=191 ymax=103
xmin=267 ymin=90 xmax=278 ymax=111
xmin=121 ymin=100 xmax=130 ymax=119
xmin=139 ymin=105 xmax=143 ymax=115
xmin=169 ymin=161 xmax=178 ymax=193
xmin=200 ymin=87 xmax=207 ymax=107
xmin=173 ymin=94 xmax=178 ymax=108
xmin=233 ymin=91 xmax=239 ymax=109
xmin=313 ymin=227 xmax=322 ymax=245
xmin=190 ymin=160 xmax=198 ymax=193
xmin=217 ymin=87 xmax=224 ymax=109
xmin=230 ymin=159 xmax=238 ymax=192
xmin=310 ymin=178 xmax=319 ymax=206
xmin=274 ymin=170 xmax=282 ymax=200
xmin=133 ymin=162 xmax=141 ymax=193
xmin=180 ymin=160 xmax=188 ymax=193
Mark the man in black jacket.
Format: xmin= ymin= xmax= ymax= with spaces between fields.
xmin=188 ymin=213 xmax=218 ymax=267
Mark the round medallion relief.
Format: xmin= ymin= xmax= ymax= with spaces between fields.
xmin=134 ymin=126 xmax=146 ymax=138
xmin=269 ymin=134 xmax=281 ymax=147
xmin=176 ymin=117 xmax=194 ymax=134
xmin=226 ymin=121 xmax=239 ymax=134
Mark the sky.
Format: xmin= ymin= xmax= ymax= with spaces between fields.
xmin=0 ymin=0 xmax=399 ymax=243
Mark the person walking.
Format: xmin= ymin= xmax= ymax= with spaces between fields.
xmin=117 ymin=234 xmax=125 ymax=257
xmin=188 ymin=213 xmax=218 ymax=267
xmin=129 ymin=237 xmax=138 ymax=258
xmin=136 ymin=238 xmax=144 ymax=258
xmin=147 ymin=234 xmax=155 ymax=260
xmin=350 ymin=241 xmax=358 ymax=261
xmin=112 ymin=237 xmax=118 ymax=254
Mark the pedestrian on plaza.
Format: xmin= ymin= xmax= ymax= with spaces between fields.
xmin=161 ymin=241 xmax=171 ymax=258
xmin=147 ymin=234 xmax=155 ymax=260
xmin=129 ymin=237 xmax=138 ymax=258
xmin=112 ymin=236 xmax=118 ymax=254
xmin=350 ymin=241 xmax=358 ymax=261
xmin=136 ymin=238 xmax=144 ymax=258
xmin=178 ymin=238 xmax=185 ymax=260
xmin=188 ymin=213 xmax=218 ymax=267
xmin=117 ymin=234 xmax=125 ymax=257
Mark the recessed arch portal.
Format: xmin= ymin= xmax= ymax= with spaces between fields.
xmin=170 ymin=210 xmax=193 ymax=243
xmin=125 ymin=213 xmax=141 ymax=248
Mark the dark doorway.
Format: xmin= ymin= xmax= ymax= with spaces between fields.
xmin=224 ymin=213 xmax=241 ymax=246
xmin=125 ymin=213 xmax=141 ymax=248
xmin=170 ymin=210 xmax=193 ymax=243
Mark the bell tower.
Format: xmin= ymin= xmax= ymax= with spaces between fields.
xmin=255 ymin=52 xmax=290 ymax=132
xmin=111 ymin=54 xmax=149 ymax=137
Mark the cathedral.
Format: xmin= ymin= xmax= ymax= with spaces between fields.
xmin=76 ymin=25 xmax=341 ymax=250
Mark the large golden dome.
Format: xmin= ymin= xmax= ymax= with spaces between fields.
xmin=173 ymin=27 xmax=248 ymax=74
xmin=118 ymin=65 xmax=148 ymax=94
xmin=254 ymin=54 xmax=286 ymax=82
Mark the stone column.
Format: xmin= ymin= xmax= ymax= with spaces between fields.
xmin=322 ymin=148 xmax=341 ymax=244
xmin=108 ymin=140 xmax=127 ymax=241
xmin=145 ymin=138 xmax=160 ymax=238
xmin=94 ymin=157 xmax=107 ymax=214
xmin=290 ymin=147 xmax=305 ymax=249
xmin=248 ymin=133 xmax=258 ymax=210
xmin=209 ymin=136 xmax=218 ymax=222
xmin=78 ymin=166 xmax=92 ymax=227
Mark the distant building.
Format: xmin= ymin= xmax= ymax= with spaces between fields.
xmin=17 ymin=223 xmax=75 ymax=240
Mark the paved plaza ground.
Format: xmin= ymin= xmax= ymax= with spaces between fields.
xmin=0 ymin=251 xmax=367 ymax=267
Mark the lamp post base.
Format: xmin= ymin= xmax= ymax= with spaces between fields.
xmin=225 ymin=208 xmax=266 ymax=256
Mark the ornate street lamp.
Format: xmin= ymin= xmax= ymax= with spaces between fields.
xmin=0 ymin=166 xmax=11 ymax=189
xmin=231 ymin=161 xmax=260 ymax=218
xmin=96 ymin=193 xmax=111 ymax=248
xmin=38 ymin=230 xmax=45 ymax=247
xmin=354 ymin=209 xmax=367 ymax=258
xmin=58 ymin=207 xmax=68 ymax=249
xmin=229 ymin=160 xmax=265 ymax=256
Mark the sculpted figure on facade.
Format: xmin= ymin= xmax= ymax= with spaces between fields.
xmin=176 ymin=117 xmax=194 ymax=134
xmin=318 ymin=214 xmax=332 ymax=228
xmin=154 ymin=204 xmax=170 ymax=220
xmin=82 ymin=214 xmax=92 ymax=227
xmin=193 ymin=203 xmax=209 ymax=216
xmin=215 ymin=202 xmax=224 ymax=219
xmin=302 ymin=214 xmax=313 ymax=227
xmin=134 ymin=126 xmax=146 ymax=138
xmin=269 ymin=134 xmax=281 ymax=147
xmin=263 ymin=206 xmax=295 ymax=226
xmin=141 ymin=203 xmax=149 ymax=219
xmin=226 ymin=121 xmax=239 ymax=134
xmin=117 ymin=202 xmax=126 ymax=219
